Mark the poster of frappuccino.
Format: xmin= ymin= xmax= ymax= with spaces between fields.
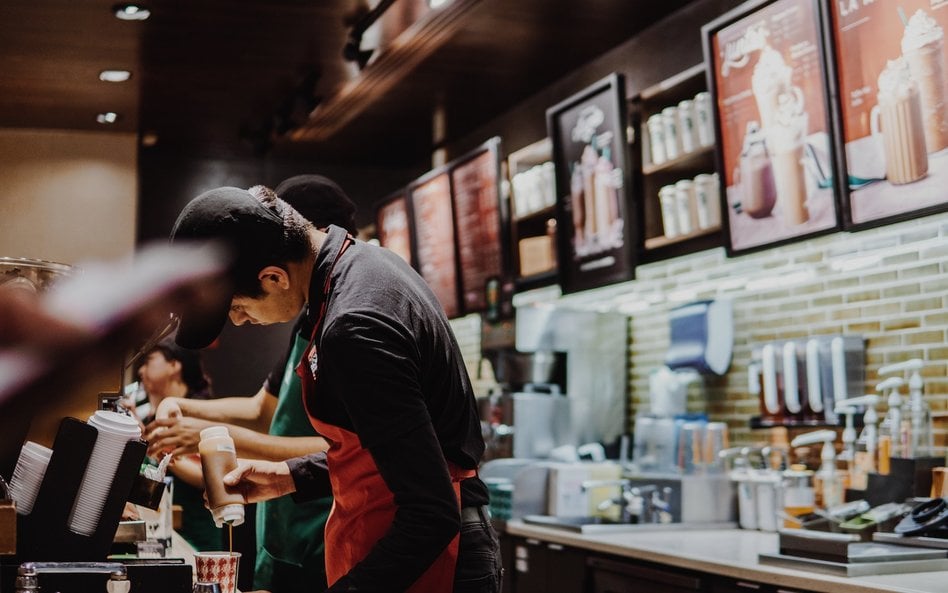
xmin=546 ymin=73 xmax=636 ymax=293
xmin=703 ymin=0 xmax=842 ymax=255
xmin=375 ymin=191 xmax=414 ymax=266
xmin=827 ymin=0 xmax=948 ymax=229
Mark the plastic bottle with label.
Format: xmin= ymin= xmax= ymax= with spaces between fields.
xmin=198 ymin=426 xmax=245 ymax=527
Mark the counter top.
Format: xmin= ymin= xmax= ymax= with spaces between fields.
xmin=504 ymin=520 xmax=946 ymax=593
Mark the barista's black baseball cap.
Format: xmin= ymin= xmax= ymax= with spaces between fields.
xmin=169 ymin=186 xmax=286 ymax=349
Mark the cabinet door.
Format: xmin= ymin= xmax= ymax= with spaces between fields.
xmin=499 ymin=533 xmax=516 ymax=593
xmin=708 ymin=575 xmax=771 ymax=593
xmin=589 ymin=556 xmax=703 ymax=593
xmin=512 ymin=537 xmax=549 ymax=593
xmin=546 ymin=542 xmax=588 ymax=593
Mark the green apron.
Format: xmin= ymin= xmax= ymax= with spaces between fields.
xmin=254 ymin=333 xmax=333 ymax=592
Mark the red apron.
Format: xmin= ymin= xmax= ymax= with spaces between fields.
xmin=296 ymin=235 xmax=472 ymax=592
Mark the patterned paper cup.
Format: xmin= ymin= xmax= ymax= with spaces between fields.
xmin=194 ymin=552 xmax=240 ymax=593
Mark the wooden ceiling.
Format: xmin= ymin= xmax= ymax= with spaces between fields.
xmin=0 ymin=0 xmax=695 ymax=166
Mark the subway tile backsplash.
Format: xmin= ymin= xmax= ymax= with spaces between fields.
xmin=452 ymin=210 xmax=948 ymax=455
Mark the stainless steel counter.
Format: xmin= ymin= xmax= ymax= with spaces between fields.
xmin=505 ymin=520 xmax=946 ymax=593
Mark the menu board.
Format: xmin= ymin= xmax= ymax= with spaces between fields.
xmin=546 ymin=73 xmax=635 ymax=293
xmin=830 ymin=1 xmax=948 ymax=228
xmin=705 ymin=0 xmax=840 ymax=254
xmin=409 ymin=172 xmax=459 ymax=318
xmin=450 ymin=145 xmax=503 ymax=313
xmin=376 ymin=193 xmax=413 ymax=266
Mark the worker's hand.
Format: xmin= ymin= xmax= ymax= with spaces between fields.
xmin=154 ymin=397 xmax=184 ymax=421
xmin=221 ymin=459 xmax=295 ymax=504
xmin=145 ymin=415 xmax=212 ymax=458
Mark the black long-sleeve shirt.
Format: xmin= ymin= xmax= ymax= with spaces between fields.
xmin=286 ymin=226 xmax=488 ymax=592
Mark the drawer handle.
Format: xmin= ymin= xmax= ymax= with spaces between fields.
xmin=736 ymin=582 xmax=761 ymax=590
xmin=547 ymin=543 xmax=564 ymax=551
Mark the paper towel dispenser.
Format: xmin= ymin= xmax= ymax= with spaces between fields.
xmin=665 ymin=299 xmax=733 ymax=376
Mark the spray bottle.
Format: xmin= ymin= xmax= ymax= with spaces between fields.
xmin=875 ymin=376 xmax=905 ymax=469
xmin=835 ymin=394 xmax=880 ymax=489
xmin=790 ymin=429 xmax=843 ymax=509
xmin=878 ymin=359 xmax=931 ymax=457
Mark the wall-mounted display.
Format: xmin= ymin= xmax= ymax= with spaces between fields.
xmin=546 ymin=73 xmax=635 ymax=293
xmin=375 ymin=191 xmax=414 ymax=266
xmin=827 ymin=1 xmax=948 ymax=229
xmin=408 ymin=170 xmax=460 ymax=318
xmin=703 ymin=0 xmax=841 ymax=255
xmin=450 ymin=137 xmax=506 ymax=314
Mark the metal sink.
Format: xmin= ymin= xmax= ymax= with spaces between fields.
xmin=521 ymin=514 xmax=735 ymax=534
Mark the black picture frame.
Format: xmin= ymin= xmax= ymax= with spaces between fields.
xmin=406 ymin=166 xmax=461 ymax=319
xmin=447 ymin=136 xmax=510 ymax=316
xmin=374 ymin=189 xmax=415 ymax=267
xmin=702 ymin=0 xmax=843 ymax=256
xmin=822 ymin=0 xmax=948 ymax=231
xmin=546 ymin=72 xmax=636 ymax=294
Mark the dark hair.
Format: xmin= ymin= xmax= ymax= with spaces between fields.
xmin=274 ymin=174 xmax=358 ymax=235
xmin=151 ymin=339 xmax=212 ymax=399
xmin=235 ymin=185 xmax=313 ymax=298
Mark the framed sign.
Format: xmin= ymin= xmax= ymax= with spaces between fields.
xmin=703 ymin=0 xmax=842 ymax=255
xmin=408 ymin=169 xmax=460 ymax=318
xmin=375 ymin=191 xmax=414 ymax=266
xmin=449 ymin=136 xmax=507 ymax=315
xmin=826 ymin=1 xmax=948 ymax=230
xmin=546 ymin=73 xmax=636 ymax=293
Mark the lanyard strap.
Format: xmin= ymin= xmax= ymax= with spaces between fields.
xmin=311 ymin=235 xmax=353 ymax=340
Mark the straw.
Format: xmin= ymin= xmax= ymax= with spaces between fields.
xmin=898 ymin=7 xmax=909 ymax=28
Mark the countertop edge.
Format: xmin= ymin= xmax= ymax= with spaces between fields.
xmin=504 ymin=521 xmax=938 ymax=593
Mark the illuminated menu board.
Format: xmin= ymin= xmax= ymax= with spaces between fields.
xmin=409 ymin=171 xmax=459 ymax=318
xmin=450 ymin=144 xmax=503 ymax=313
xmin=376 ymin=193 xmax=413 ymax=266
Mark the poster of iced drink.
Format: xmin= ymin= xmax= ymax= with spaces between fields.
xmin=546 ymin=73 xmax=635 ymax=293
xmin=829 ymin=0 xmax=948 ymax=228
xmin=704 ymin=0 xmax=841 ymax=255
xmin=375 ymin=192 xmax=413 ymax=266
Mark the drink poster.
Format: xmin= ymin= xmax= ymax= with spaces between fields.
xmin=375 ymin=192 xmax=413 ymax=266
xmin=705 ymin=0 xmax=840 ymax=254
xmin=831 ymin=0 xmax=948 ymax=227
xmin=450 ymin=142 xmax=504 ymax=314
xmin=408 ymin=171 xmax=460 ymax=318
xmin=546 ymin=73 xmax=635 ymax=293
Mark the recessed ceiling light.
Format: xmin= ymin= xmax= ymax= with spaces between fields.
xmin=113 ymin=4 xmax=151 ymax=21
xmin=141 ymin=132 xmax=159 ymax=147
xmin=96 ymin=112 xmax=120 ymax=124
xmin=99 ymin=70 xmax=132 ymax=83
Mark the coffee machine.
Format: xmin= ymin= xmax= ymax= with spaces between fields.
xmin=479 ymin=305 xmax=627 ymax=460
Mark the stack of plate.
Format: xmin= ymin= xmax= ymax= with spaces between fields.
xmin=8 ymin=441 xmax=53 ymax=515
xmin=67 ymin=410 xmax=142 ymax=535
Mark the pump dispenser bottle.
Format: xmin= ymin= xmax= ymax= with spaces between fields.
xmin=791 ymin=429 xmax=843 ymax=509
xmin=876 ymin=376 xmax=905 ymax=464
xmin=834 ymin=404 xmax=858 ymax=481
xmin=836 ymin=394 xmax=880 ymax=489
xmin=879 ymin=359 xmax=932 ymax=457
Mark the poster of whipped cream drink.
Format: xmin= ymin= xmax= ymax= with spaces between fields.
xmin=705 ymin=0 xmax=840 ymax=254
xmin=830 ymin=1 xmax=948 ymax=227
xmin=547 ymin=73 xmax=634 ymax=293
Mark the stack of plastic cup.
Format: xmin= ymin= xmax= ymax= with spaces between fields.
xmin=8 ymin=441 xmax=53 ymax=515
xmin=68 ymin=410 xmax=142 ymax=535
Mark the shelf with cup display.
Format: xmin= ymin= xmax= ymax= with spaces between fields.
xmin=513 ymin=205 xmax=557 ymax=223
xmin=642 ymin=144 xmax=714 ymax=175
xmin=644 ymin=224 xmax=720 ymax=251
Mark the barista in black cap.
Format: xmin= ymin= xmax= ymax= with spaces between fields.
xmin=147 ymin=176 xmax=357 ymax=592
xmin=168 ymin=184 xmax=500 ymax=593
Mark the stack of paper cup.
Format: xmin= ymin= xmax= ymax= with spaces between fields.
xmin=8 ymin=441 xmax=53 ymax=515
xmin=68 ymin=410 xmax=142 ymax=535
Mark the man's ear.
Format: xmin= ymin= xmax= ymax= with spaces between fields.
xmin=258 ymin=266 xmax=291 ymax=290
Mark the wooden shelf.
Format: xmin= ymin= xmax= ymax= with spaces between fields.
xmin=639 ymin=63 xmax=707 ymax=101
xmin=644 ymin=225 xmax=720 ymax=251
xmin=642 ymin=144 xmax=714 ymax=175
xmin=513 ymin=205 xmax=556 ymax=223
xmin=514 ymin=270 xmax=558 ymax=292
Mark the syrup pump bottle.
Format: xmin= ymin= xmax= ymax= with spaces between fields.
xmin=835 ymin=394 xmax=881 ymax=489
xmin=790 ymin=429 xmax=843 ymax=510
xmin=875 ymin=376 xmax=905 ymax=469
xmin=878 ymin=358 xmax=931 ymax=457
